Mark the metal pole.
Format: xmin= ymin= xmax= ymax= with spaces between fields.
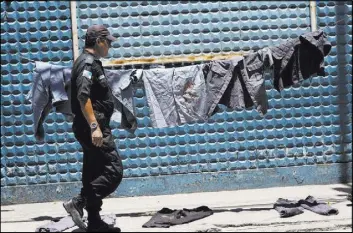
xmin=310 ymin=1 xmax=318 ymax=32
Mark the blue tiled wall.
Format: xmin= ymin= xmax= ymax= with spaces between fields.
xmin=1 ymin=1 xmax=351 ymax=204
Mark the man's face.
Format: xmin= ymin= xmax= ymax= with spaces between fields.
xmin=96 ymin=38 xmax=112 ymax=57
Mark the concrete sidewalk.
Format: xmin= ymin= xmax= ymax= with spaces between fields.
xmin=1 ymin=184 xmax=352 ymax=232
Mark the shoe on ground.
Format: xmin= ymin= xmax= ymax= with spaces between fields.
xmin=63 ymin=198 xmax=87 ymax=230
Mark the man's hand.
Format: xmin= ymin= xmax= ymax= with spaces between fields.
xmin=79 ymin=98 xmax=103 ymax=147
xmin=91 ymin=127 xmax=103 ymax=147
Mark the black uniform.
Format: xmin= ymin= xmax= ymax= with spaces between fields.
xmin=71 ymin=50 xmax=123 ymax=214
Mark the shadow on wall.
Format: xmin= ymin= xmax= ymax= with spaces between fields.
xmin=334 ymin=1 xmax=352 ymax=184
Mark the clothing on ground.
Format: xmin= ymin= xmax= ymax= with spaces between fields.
xmin=273 ymin=198 xmax=304 ymax=218
xmin=35 ymin=214 xmax=116 ymax=232
xmin=299 ymin=196 xmax=339 ymax=216
xmin=142 ymin=206 xmax=213 ymax=228
xmin=274 ymin=196 xmax=339 ymax=217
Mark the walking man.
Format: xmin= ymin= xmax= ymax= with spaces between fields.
xmin=63 ymin=25 xmax=123 ymax=232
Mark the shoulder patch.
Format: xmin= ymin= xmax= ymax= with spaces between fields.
xmin=82 ymin=69 xmax=92 ymax=80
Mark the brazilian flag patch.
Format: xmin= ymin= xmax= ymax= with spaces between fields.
xmin=83 ymin=70 xmax=92 ymax=80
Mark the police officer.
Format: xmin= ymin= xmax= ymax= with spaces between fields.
xmin=63 ymin=25 xmax=123 ymax=232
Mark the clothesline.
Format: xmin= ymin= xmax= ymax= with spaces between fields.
xmin=101 ymin=51 xmax=248 ymax=67
xmin=17 ymin=15 xmax=350 ymax=67
xmin=28 ymin=28 xmax=332 ymax=139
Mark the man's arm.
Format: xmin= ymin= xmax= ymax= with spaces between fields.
xmin=76 ymin=63 xmax=103 ymax=147
xmin=80 ymin=98 xmax=97 ymax=126
xmin=80 ymin=98 xmax=103 ymax=147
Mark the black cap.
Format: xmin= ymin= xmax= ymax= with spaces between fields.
xmin=85 ymin=25 xmax=117 ymax=42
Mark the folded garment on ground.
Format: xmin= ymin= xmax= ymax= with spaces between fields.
xmin=35 ymin=214 xmax=116 ymax=232
xmin=143 ymin=206 xmax=213 ymax=228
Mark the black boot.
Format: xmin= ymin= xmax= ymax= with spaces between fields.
xmin=63 ymin=197 xmax=87 ymax=230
